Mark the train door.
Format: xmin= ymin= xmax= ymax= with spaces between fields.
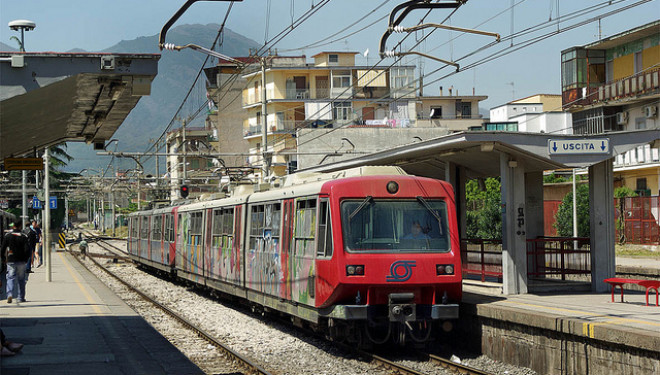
xmin=140 ymin=215 xmax=150 ymax=259
xmin=204 ymin=208 xmax=213 ymax=282
xmin=291 ymin=197 xmax=317 ymax=306
xmin=281 ymin=199 xmax=295 ymax=300
xmin=233 ymin=205 xmax=244 ymax=287
xmin=176 ymin=212 xmax=184 ymax=270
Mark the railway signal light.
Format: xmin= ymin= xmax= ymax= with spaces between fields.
xmin=180 ymin=185 xmax=189 ymax=198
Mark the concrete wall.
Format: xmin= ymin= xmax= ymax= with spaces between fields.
xmin=296 ymin=128 xmax=451 ymax=169
xmin=454 ymin=303 xmax=660 ymax=375
xmin=514 ymin=112 xmax=572 ymax=134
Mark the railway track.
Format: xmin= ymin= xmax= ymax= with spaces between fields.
xmin=69 ymin=241 xmax=273 ymax=375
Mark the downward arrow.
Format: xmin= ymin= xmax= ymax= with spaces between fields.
xmin=601 ymin=141 xmax=606 ymax=151
xmin=552 ymin=142 xmax=557 ymax=152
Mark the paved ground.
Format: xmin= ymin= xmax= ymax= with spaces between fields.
xmin=0 ymin=251 xmax=203 ymax=375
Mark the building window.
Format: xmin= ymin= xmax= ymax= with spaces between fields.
xmin=332 ymin=70 xmax=351 ymax=88
xmin=430 ymin=106 xmax=442 ymax=119
xmin=329 ymin=54 xmax=339 ymax=64
xmin=390 ymin=67 xmax=415 ymax=98
xmin=635 ymin=117 xmax=646 ymax=130
xmin=461 ymin=102 xmax=472 ymax=118
xmin=332 ymin=102 xmax=352 ymax=121
xmin=634 ymin=52 xmax=643 ymax=74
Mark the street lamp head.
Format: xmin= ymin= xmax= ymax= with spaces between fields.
xmin=9 ymin=20 xmax=36 ymax=31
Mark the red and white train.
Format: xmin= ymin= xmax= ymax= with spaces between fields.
xmin=127 ymin=166 xmax=462 ymax=345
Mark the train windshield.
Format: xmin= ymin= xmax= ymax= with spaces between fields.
xmin=341 ymin=199 xmax=450 ymax=253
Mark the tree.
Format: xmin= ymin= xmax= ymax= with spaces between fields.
xmin=466 ymin=177 xmax=502 ymax=240
xmin=554 ymin=183 xmax=590 ymax=237
xmin=614 ymin=186 xmax=637 ymax=244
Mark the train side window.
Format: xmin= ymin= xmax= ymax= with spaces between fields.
xmin=249 ymin=205 xmax=265 ymax=251
xmin=151 ymin=215 xmax=162 ymax=241
xmin=294 ymin=198 xmax=317 ymax=256
xmin=317 ymin=199 xmax=333 ymax=257
xmin=165 ymin=214 xmax=174 ymax=242
xmin=263 ymin=203 xmax=281 ymax=249
xmin=141 ymin=216 xmax=149 ymax=239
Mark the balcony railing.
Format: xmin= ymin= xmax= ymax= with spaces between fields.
xmin=285 ymin=89 xmax=310 ymax=100
xmin=563 ymin=67 xmax=660 ymax=108
xmin=244 ymin=120 xmax=304 ymax=137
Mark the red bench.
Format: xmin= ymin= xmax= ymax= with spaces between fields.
xmin=604 ymin=277 xmax=660 ymax=306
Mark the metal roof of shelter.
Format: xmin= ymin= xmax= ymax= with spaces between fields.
xmin=0 ymin=52 xmax=160 ymax=159
xmin=297 ymin=130 xmax=660 ymax=178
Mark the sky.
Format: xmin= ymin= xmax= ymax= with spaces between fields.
xmin=2 ymin=0 xmax=659 ymax=111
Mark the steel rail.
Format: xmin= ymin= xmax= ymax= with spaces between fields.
xmin=70 ymin=248 xmax=273 ymax=375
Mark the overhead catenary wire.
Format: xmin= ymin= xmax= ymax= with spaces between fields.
xmin=143 ymin=0 xmax=334 ymax=167
xmin=249 ymin=0 xmax=652 ymax=168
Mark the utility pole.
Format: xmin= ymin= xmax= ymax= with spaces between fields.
xmin=182 ymin=118 xmax=187 ymax=195
xmin=261 ymin=57 xmax=269 ymax=182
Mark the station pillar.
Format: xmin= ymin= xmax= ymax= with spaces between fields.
xmin=445 ymin=162 xmax=467 ymax=239
xmin=588 ymin=159 xmax=615 ymax=292
xmin=525 ymin=171 xmax=545 ymax=240
xmin=500 ymin=154 xmax=528 ymax=295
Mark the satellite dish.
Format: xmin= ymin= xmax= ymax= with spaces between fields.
xmin=9 ymin=20 xmax=36 ymax=31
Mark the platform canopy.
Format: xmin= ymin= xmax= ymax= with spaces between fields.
xmin=297 ymin=129 xmax=660 ymax=178
xmin=0 ymin=52 xmax=160 ymax=159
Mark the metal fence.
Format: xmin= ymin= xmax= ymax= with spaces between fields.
xmin=461 ymin=237 xmax=592 ymax=282
xmin=526 ymin=237 xmax=591 ymax=281
xmin=615 ymin=196 xmax=660 ymax=245
xmin=461 ymin=239 xmax=503 ymax=282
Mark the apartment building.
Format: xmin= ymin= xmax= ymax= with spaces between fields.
xmin=239 ymin=51 xmax=487 ymax=173
xmin=561 ymin=21 xmax=660 ymax=195
xmin=488 ymin=94 xmax=572 ymax=134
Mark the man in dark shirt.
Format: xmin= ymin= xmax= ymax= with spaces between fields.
xmin=1 ymin=222 xmax=30 ymax=303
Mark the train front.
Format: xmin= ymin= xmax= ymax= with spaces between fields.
xmin=316 ymin=175 xmax=462 ymax=346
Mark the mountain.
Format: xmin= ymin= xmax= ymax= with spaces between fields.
xmin=64 ymin=24 xmax=260 ymax=173
xmin=0 ymin=42 xmax=18 ymax=51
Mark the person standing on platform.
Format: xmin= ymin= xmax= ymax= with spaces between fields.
xmin=23 ymin=220 xmax=38 ymax=274
xmin=0 ymin=329 xmax=23 ymax=357
xmin=1 ymin=222 xmax=30 ymax=303
xmin=33 ymin=221 xmax=43 ymax=268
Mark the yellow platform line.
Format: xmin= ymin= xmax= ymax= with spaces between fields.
xmin=58 ymin=252 xmax=104 ymax=315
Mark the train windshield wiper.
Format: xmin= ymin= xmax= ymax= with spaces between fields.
xmin=349 ymin=195 xmax=373 ymax=221
xmin=416 ymin=196 xmax=441 ymax=222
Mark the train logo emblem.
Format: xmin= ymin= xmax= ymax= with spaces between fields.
xmin=386 ymin=260 xmax=416 ymax=282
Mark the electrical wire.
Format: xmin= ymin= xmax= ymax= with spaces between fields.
xmin=252 ymin=0 xmax=653 ymax=167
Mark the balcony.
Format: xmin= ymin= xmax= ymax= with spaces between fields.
xmin=563 ymin=67 xmax=660 ymax=109
xmin=285 ymin=88 xmax=310 ymax=100
xmin=614 ymin=144 xmax=660 ymax=169
xmin=244 ymin=120 xmax=304 ymax=138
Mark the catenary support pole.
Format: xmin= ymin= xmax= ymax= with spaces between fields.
xmin=21 ymin=170 xmax=27 ymax=227
xmin=43 ymin=147 xmax=51 ymax=282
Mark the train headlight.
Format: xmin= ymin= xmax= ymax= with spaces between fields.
xmin=436 ymin=264 xmax=454 ymax=275
xmin=346 ymin=265 xmax=365 ymax=276
xmin=386 ymin=181 xmax=399 ymax=194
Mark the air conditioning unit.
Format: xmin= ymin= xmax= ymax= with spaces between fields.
xmin=644 ymin=105 xmax=657 ymax=119
xmin=616 ymin=112 xmax=628 ymax=125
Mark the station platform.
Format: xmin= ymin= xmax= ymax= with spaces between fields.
xmin=0 ymin=250 xmax=203 ymax=375
xmin=460 ymin=262 xmax=660 ymax=374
